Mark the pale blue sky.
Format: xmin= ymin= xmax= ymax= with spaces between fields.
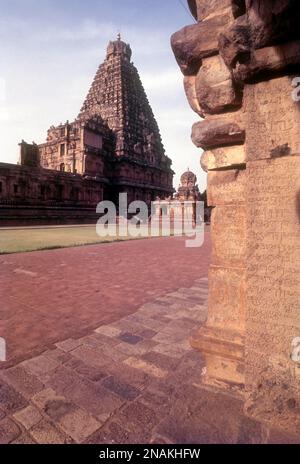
xmin=0 ymin=0 xmax=206 ymax=190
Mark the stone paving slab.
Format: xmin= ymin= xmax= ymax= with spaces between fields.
xmin=1 ymin=277 xmax=297 ymax=444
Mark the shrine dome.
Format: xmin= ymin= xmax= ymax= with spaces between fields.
xmin=180 ymin=169 xmax=197 ymax=186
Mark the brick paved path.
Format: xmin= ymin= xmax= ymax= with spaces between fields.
xmin=2 ymin=234 xmax=211 ymax=366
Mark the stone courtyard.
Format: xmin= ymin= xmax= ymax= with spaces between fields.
xmin=1 ymin=234 xmax=211 ymax=366
xmin=1 ymin=234 xmax=299 ymax=444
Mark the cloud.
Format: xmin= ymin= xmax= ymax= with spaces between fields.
xmin=142 ymin=69 xmax=181 ymax=92
xmin=0 ymin=17 xmax=114 ymax=42
xmin=46 ymin=20 xmax=116 ymax=41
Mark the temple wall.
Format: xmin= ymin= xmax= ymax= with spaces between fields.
xmin=0 ymin=163 xmax=105 ymax=226
xmin=0 ymin=161 xmax=172 ymax=226
xmin=172 ymin=0 xmax=300 ymax=436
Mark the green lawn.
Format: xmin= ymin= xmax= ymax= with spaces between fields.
xmin=0 ymin=226 xmax=148 ymax=254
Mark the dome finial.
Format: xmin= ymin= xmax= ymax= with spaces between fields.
xmin=117 ymin=32 xmax=121 ymax=41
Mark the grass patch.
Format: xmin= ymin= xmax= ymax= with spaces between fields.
xmin=0 ymin=226 xmax=149 ymax=254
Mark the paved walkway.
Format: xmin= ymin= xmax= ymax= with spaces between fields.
xmin=2 ymin=234 xmax=298 ymax=444
xmin=0 ymin=278 xmax=257 ymax=444
xmin=0 ymin=278 xmax=206 ymax=443
xmin=1 ymin=234 xmax=211 ymax=366
xmin=2 ymin=277 xmax=297 ymax=444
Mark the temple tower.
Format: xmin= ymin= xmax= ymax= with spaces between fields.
xmin=79 ymin=35 xmax=166 ymax=166
xmin=38 ymin=36 xmax=173 ymax=207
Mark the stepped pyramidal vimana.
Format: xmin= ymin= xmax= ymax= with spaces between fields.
xmin=0 ymin=35 xmax=174 ymax=226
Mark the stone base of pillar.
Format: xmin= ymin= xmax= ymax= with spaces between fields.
xmin=191 ymin=325 xmax=245 ymax=395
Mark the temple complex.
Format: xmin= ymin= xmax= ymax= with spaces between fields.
xmin=0 ymin=36 xmax=174 ymax=226
xmin=172 ymin=0 xmax=300 ymax=438
xmin=2 ymin=0 xmax=300 ymax=446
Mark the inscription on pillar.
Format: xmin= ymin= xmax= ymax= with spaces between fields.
xmin=245 ymin=77 xmax=300 ymax=161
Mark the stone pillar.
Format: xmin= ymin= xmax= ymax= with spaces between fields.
xmin=192 ymin=168 xmax=246 ymax=393
xmin=172 ymin=1 xmax=246 ymax=394
xmin=172 ymin=0 xmax=300 ymax=435
xmin=219 ymin=0 xmax=300 ymax=436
